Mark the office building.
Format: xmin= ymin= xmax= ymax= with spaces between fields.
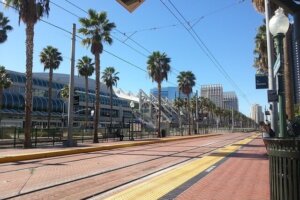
xmin=250 ymin=104 xmax=264 ymax=124
xmin=223 ymin=92 xmax=239 ymax=111
xmin=200 ymin=84 xmax=223 ymax=108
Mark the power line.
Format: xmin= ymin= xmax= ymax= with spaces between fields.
xmin=113 ymin=0 xmax=245 ymax=35
xmin=162 ymin=0 xmax=251 ymax=104
xmin=59 ymin=0 xmax=180 ymax=82
xmin=0 ymin=0 xmax=178 ymax=90
xmin=0 ymin=0 xmax=178 ymax=87
xmin=63 ymin=0 xmax=153 ymax=55
xmin=50 ymin=1 xmax=81 ymax=18
xmin=167 ymin=0 xmax=250 ymax=103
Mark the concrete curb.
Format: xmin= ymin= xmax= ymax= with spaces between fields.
xmin=0 ymin=134 xmax=221 ymax=164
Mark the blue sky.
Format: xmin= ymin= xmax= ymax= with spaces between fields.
xmin=0 ymin=0 xmax=267 ymax=116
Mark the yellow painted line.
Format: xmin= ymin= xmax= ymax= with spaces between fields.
xmin=105 ymin=135 xmax=256 ymax=200
xmin=0 ymin=133 xmax=222 ymax=164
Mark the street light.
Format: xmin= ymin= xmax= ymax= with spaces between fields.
xmin=269 ymin=7 xmax=290 ymax=138
xmin=130 ymin=101 xmax=135 ymax=140
xmin=264 ymin=8 xmax=300 ymax=200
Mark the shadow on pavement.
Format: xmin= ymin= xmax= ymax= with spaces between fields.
xmin=231 ymin=143 xmax=266 ymax=148
xmin=209 ymin=151 xmax=268 ymax=160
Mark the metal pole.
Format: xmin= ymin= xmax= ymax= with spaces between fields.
xmin=265 ymin=0 xmax=278 ymax=133
xmin=195 ymin=90 xmax=199 ymax=134
xmin=66 ymin=23 xmax=76 ymax=146
xmin=275 ymin=34 xmax=287 ymax=138
xmin=231 ymin=108 xmax=234 ymax=132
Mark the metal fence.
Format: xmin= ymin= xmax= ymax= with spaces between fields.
xmin=0 ymin=126 xmax=256 ymax=148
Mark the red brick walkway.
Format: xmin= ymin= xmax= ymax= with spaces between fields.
xmin=175 ymin=137 xmax=269 ymax=200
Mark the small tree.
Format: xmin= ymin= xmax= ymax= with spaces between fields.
xmin=102 ymin=67 xmax=119 ymax=131
xmin=177 ymin=71 xmax=196 ymax=135
xmin=77 ymin=56 xmax=94 ymax=129
xmin=40 ymin=46 xmax=63 ymax=128
xmin=0 ymin=66 xmax=12 ymax=109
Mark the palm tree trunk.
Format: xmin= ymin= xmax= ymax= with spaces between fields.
xmin=93 ymin=53 xmax=100 ymax=143
xmin=85 ymin=76 xmax=88 ymax=129
xmin=110 ymin=86 xmax=113 ymax=130
xmin=188 ymin=94 xmax=191 ymax=135
xmin=47 ymin=68 xmax=53 ymax=129
xmin=0 ymin=87 xmax=3 ymax=110
xmin=0 ymin=87 xmax=3 ymax=124
xmin=284 ymin=29 xmax=294 ymax=120
xmin=158 ymin=83 xmax=161 ymax=138
xmin=24 ymin=22 xmax=34 ymax=148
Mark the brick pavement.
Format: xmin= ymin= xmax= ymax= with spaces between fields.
xmin=0 ymin=134 xmax=221 ymax=163
xmin=0 ymin=133 xmax=270 ymax=200
xmin=174 ymin=137 xmax=269 ymax=200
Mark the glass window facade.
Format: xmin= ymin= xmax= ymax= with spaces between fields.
xmin=3 ymin=71 xmax=133 ymax=123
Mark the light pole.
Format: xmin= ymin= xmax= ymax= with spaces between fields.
xmin=269 ymin=7 xmax=290 ymax=138
xmin=130 ymin=101 xmax=135 ymax=140
xmin=264 ymin=8 xmax=300 ymax=200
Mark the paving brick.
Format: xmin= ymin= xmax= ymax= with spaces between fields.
xmin=175 ymin=138 xmax=269 ymax=200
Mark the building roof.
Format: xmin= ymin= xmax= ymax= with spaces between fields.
xmin=114 ymin=88 xmax=139 ymax=102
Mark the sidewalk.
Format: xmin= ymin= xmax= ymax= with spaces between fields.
xmin=0 ymin=132 xmax=270 ymax=200
xmin=174 ymin=137 xmax=269 ymax=200
xmin=0 ymin=133 xmax=221 ymax=164
xmin=103 ymin=135 xmax=269 ymax=200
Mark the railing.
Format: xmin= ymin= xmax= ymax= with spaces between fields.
xmin=0 ymin=125 xmax=256 ymax=148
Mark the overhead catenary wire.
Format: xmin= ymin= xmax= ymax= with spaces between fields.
xmin=56 ymin=0 xmax=182 ymax=82
xmin=161 ymin=0 xmax=251 ymax=105
xmin=62 ymin=0 xmax=184 ymax=75
xmin=0 ymin=0 xmax=178 ymax=87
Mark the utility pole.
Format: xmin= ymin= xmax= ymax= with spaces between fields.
xmin=231 ymin=108 xmax=234 ymax=132
xmin=196 ymin=90 xmax=199 ymax=134
xmin=65 ymin=23 xmax=76 ymax=147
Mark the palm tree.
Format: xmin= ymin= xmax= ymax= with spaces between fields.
xmin=77 ymin=56 xmax=94 ymax=129
xmin=102 ymin=67 xmax=119 ymax=131
xmin=147 ymin=51 xmax=171 ymax=137
xmin=254 ymin=24 xmax=268 ymax=72
xmin=0 ymin=66 xmax=12 ymax=110
xmin=252 ymin=0 xmax=277 ymax=13
xmin=40 ymin=46 xmax=63 ymax=129
xmin=5 ymin=0 xmax=50 ymax=148
xmin=0 ymin=12 xmax=13 ymax=43
xmin=79 ymin=10 xmax=116 ymax=143
xmin=177 ymin=71 xmax=196 ymax=135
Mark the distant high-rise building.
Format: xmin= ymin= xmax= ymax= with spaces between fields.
xmin=223 ymin=92 xmax=239 ymax=111
xmin=150 ymin=87 xmax=187 ymax=101
xmin=251 ymin=104 xmax=264 ymax=124
xmin=201 ymin=84 xmax=223 ymax=108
